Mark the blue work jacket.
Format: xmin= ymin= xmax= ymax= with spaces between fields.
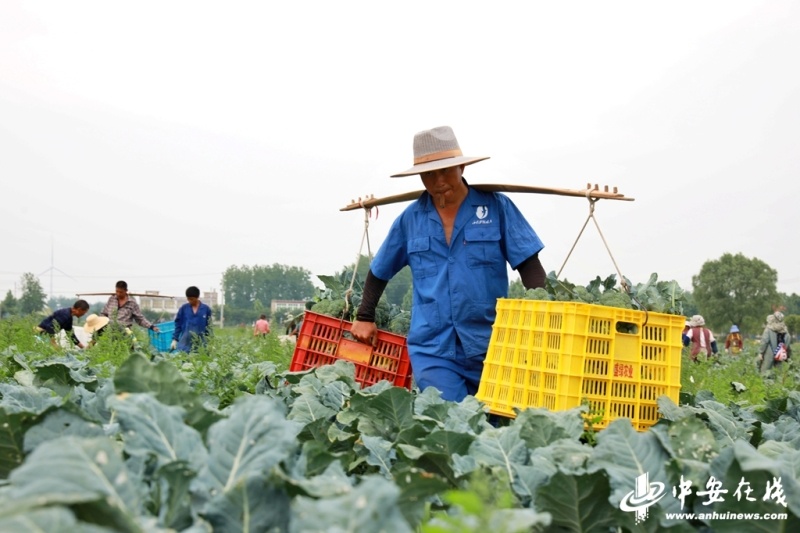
xmin=173 ymin=302 xmax=213 ymax=352
xmin=370 ymin=186 xmax=544 ymax=359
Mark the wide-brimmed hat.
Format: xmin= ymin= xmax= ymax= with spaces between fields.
xmin=391 ymin=126 xmax=489 ymax=177
xmin=83 ymin=313 xmax=109 ymax=333
xmin=730 ymin=325 xmax=739 ymax=333
xmin=690 ymin=315 xmax=705 ymax=327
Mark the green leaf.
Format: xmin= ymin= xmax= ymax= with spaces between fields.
xmin=694 ymin=401 xmax=754 ymax=448
xmin=194 ymin=395 xmax=301 ymax=500
xmin=588 ymin=419 xmax=672 ymax=506
xmin=393 ymin=466 xmax=451 ymax=527
xmin=0 ymin=506 xmax=117 ymax=532
xmin=0 ymin=407 xmax=39 ymax=479
xmin=468 ymin=426 xmax=528 ymax=484
xmin=0 ymin=383 xmax=63 ymax=414
xmin=108 ymin=393 xmax=208 ymax=471
xmin=398 ymin=429 xmax=474 ymax=483
xmin=23 ymin=405 xmax=106 ymax=454
xmin=704 ymin=440 xmax=800 ymax=530
xmin=537 ymin=470 xmax=620 ymax=533
xmin=347 ymin=386 xmax=415 ymax=439
xmin=113 ymin=354 xmax=222 ymax=435
xmin=758 ymin=441 xmax=800 ymax=481
xmin=509 ymin=456 xmax=557 ymax=505
xmin=202 ymin=476 xmax=290 ymax=533
xmin=539 ymin=440 xmax=593 ymax=475
xmin=666 ymin=416 xmax=719 ymax=464
xmin=153 ymin=461 xmax=196 ymax=531
xmin=281 ymin=459 xmax=354 ymax=499
xmin=287 ymin=393 xmax=338 ymax=424
xmin=291 ymin=475 xmax=414 ymax=533
xmin=360 ymin=434 xmax=396 ymax=476
xmin=515 ymin=407 xmax=585 ymax=449
xmin=762 ymin=417 xmax=800 ymax=448
xmin=5 ymin=436 xmax=143 ymax=533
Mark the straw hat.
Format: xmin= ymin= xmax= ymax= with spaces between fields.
xmin=690 ymin=315 xmax=705 ymax=327
xmin=391 ymin=126 xmax=489 ymax=177
xmin=83 ymin=314 xmax=110 ymax=333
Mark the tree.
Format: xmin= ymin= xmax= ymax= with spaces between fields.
xmin=0 ymin=290 xmax=17 ymax=318
xmin=692 ymin=253 xmax=778 ymax=335
xmin=782 ymin=293 xmax=800 ymax=316
xmin=17 ymin=273 xmax=47 ymax=315
xmin=785 ymin=315 xmax=800 ymax=337
xmin=46 ymin=296 xmax=78 ymax=312
xmin=222 ymin=263 xmax=316 ymax=316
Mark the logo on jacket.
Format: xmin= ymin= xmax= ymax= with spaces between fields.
xmin=475 ymin=206 xmax=489 ymax=219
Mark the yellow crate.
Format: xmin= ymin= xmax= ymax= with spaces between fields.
xmin=475 ymin=299 xmax=683 ymax=431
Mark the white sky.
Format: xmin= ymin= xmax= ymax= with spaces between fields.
xmin=1 ymin=1 xmax=799 ymax=305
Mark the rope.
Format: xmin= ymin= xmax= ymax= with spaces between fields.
xmin=557 ymin=195 xmax=630 ymax=294
xmin=556 ymin=193 xmax=647 ymax=325
xmin=343 ymin=204 xmax=374 ymax=318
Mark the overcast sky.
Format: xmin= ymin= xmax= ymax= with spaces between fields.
xmin=2 ymin=1 xmax=799 ymax=307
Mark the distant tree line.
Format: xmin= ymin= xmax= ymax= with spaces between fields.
xmin=2 ymin=254 xmax=799 ymax=338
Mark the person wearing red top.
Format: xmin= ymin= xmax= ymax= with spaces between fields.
xmin=682 ymin=314 xmax=719 ymax=361
xmin=253 ymin=314 xmax=270 ymax=337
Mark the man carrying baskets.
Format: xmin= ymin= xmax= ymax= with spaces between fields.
xmin=351 ymin=126 xmax=546 ymax=402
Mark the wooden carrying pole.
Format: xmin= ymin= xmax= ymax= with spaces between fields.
xmin=340 ymin=183 xmax=633 ymax=211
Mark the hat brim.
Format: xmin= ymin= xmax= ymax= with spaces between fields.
xmin=391 ymin=156 xmax=490 ymax=177
xmin=83 ymin=316 xmax=110 ymax=333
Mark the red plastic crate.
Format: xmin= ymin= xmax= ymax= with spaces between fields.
xmin=290 ymin=311 xmax=412 ymax=389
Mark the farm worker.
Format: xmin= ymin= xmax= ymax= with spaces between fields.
xmin=682 ymin=314 xmax=718 ymax=361
xmin=724 ymin=324 xmax=743 ymax=355
xmin=755 ymin=312 xmax=791 ymax=374
xmin=681 ymin=319 xmax=691 ymax=345
xmin=285 ymin=314 xmax=297 ymax=335
xmin=35 ymin=299 xmax=90 ymax=349
xmin=83 ymin=313 xmax=110 ymax=347
xmin=170 ymin=286 xmax=213 ymax=352
xmin=101 ymin=280 xmax=160 ymax=334
xmin=350 ymin=126 xmax=546 ymax=402
xmin=254 ymin=314 xmax=271 ymax=337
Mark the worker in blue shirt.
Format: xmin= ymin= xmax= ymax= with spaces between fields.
xmin=170 ymin=286 xmax=213 ymax=352
xmin=36 ymin=299 xmax=90 ymax=349
xmin=350 ymin=126 xmax=546 ymax=402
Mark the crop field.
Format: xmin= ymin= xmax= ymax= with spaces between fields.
xmin=0 ymin=316 xmax=798 ymax=532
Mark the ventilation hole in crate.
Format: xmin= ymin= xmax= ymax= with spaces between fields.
xmin=586 ymin=338 xmax=610 ymax=356
xmin=589 ymin=318 xmax=612 ymax=335
xmin=582 ymin=379 xmax=606 ymax=396
xmin=611 ymin=402 xmax=635 ymax=419
xmin=611 ymin=382 xmax=637 ymax=399
xmin=542 ymin=393 xmax=555 ymax=410
xmin=584 ymin=359 xmax=608 ymax=376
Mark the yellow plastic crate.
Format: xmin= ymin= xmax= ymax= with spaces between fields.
xmin=475 ymin=299 xmax=683 ymax=431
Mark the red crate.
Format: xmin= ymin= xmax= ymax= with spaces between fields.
xmin=290 ymin=311 xmax=412 ymax=389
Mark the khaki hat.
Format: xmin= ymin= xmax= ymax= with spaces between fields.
xmin=83 ymin=313 xmax=110 ymax=333
xmin=391 ymin=126 xmax=489 ymax=177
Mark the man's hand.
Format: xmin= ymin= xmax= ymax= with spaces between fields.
xmin=152 ymin=326 xmax=161 ymax=333
xmin=350 ymin=320 xmax=378 ymax=347
xmin=170 ymin=340 xmax=177 ymax=351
